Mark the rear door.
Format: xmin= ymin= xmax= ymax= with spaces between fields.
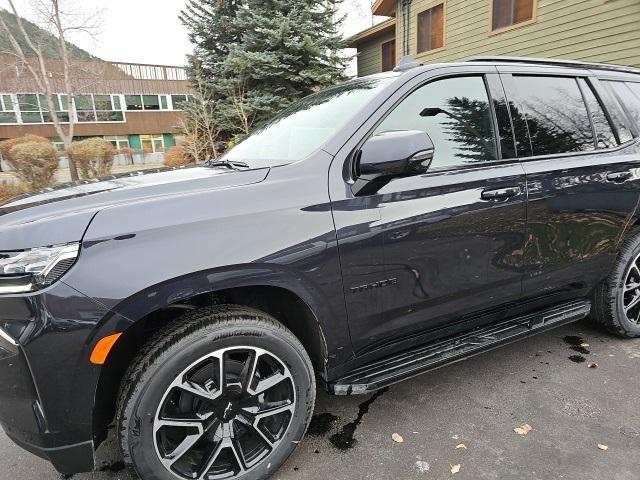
xmin=499 ymin=67 xmax=640 ymax=307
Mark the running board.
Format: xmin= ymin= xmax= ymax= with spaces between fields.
xmin=329 ymin=300 xmax=591 ymax=395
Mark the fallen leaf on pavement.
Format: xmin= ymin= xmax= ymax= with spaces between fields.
xmin=514 ymin=424 xmax=533 ymax=435
xmin=451 ymin=464 xmax=461 ymax=474
xmin=598 ymin=444 xmax=609 ymax=451
xmin=455 ymin=443 xmax=467 ymax=449
xmin=588 ymin=363 xmax=599 ymax=368
xmin=392 ymin=433 xmax=404 ymax=443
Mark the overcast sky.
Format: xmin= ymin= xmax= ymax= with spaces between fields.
xmin=5 ymin=0 xmax=381 ymax=66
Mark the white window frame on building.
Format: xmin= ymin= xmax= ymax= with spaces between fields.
xmin=124 ymin=94 xmax=173 ymax=112
xmin=0 ymin=92 xmax=191 ymax=124
xmin=14 ymin=93 xmax=72 ymax=124
xmin=104 ymin=135 xmax=130 ymax=150
xmin=73 ymin=94 xmax=126 ymax=123
xmin=170 ymin=95 xmax=192 ymax=111
xmin=140 ymin=134 xmax=165 ymax=153
xmin=0 ymin=94 xmax=18 ymax=124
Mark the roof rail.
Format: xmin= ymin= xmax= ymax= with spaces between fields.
xmin=460 ymin=56 xmax=640 ymax=76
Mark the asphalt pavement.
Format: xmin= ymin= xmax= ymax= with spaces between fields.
xmin=2 ymin=319 xmax=639 ymax=480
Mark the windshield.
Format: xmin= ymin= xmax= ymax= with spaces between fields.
xmin=222 ymin=75 xmax=397 ymax=167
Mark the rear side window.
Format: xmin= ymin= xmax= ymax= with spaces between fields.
xmin=577 ymin=78 xmax=618 ymax=149
xmin=598 ymin=81 xmax=634 ymax=143
xmin=606 ymin=81 xmax=640 ymax=130
xmin=628 ymin=82 xmax=640 ymax=101
xmin=510 ymin=76 xmax=595 ymax=156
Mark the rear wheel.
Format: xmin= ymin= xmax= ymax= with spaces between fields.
xmin=593 ymin=232 xmax=640 ymax=338
xmin=118 ymin=306 xmax=316 ymax=480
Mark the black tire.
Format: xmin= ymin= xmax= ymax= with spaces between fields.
xmin=593 ymin=232 xmax=640 ymax=338
xmin=117 ymin=305 xmax=316 ymax=480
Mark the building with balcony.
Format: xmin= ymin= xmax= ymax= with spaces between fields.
xmin=0 ymin=55 xmax=192 ymax=153
xmin=348 ymin=0 xmax=640 ymax=77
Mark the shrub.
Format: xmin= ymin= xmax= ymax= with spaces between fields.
xmin=163 ymin=146 xmax=194 ymax=167
xmin=0 ymin=134 xmax=49 ymax=163
xmin=0 ymin=181 xmax=27 ymax=204
xmin=117 ymin=147 xmax=135 ymax=165
xmin=8 ymin=142 xmax=59 ymax=189
xmin=67 ymin=138 xmax=116 ymax=179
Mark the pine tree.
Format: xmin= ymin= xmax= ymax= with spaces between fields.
xmin=180 ymin=0 xmax=245 ymax=153
xmin=223 ymin=0 xmax=350 ymax=126
xmin=180 ymin=0 xmax=350 ymax=154
xmin=179 ymin=0 xmax=243 ymax=81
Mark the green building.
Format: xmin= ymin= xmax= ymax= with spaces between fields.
xmin=348 ymin=0 xmax=640 ymax=77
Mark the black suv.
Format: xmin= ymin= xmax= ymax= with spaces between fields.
xmin=2 ymin=56 xmax=640 ymax=480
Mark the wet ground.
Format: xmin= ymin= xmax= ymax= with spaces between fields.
xmin=2 ymin=319 xmax=639 ymax=480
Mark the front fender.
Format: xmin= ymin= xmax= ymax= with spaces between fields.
xmin=64 ymin=155 xmax=351 ymax=366
xmin=72 ymin=264 xmax=350 ymax=367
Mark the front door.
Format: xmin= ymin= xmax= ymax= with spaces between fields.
xmin=334 ymin=72 xmax=528 ymax=356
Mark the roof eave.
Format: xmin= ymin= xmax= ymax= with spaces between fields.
xmin=346 ymin=18 xmax=397 ymax=48
xmin=372 ymin=0 xmax=397 ymax=17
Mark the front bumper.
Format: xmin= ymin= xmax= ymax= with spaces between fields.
xmin=0 ymin=282 xmax=128 ymax=475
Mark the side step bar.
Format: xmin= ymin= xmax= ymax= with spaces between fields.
xmin=329 ymin=300 xmax=591 ymax=395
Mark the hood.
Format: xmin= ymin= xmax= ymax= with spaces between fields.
xmin=0 ymin=166 xmax=269 ymax=250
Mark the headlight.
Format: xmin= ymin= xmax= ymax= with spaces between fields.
xmin=0 ymin=243 xmax=80 ymax=294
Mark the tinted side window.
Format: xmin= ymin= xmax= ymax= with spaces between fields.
xmin=627 ymin=82 xmax=640 ymax=103
xmin=577 ymin=78 xmax=618 ymax=149
xmin=375 ymin=76 xmax=499 ymax=170
xmin=607 ymin=81 xmax=640 ymax=130
xmin=511 ymin=76 xmax=595 ymax=156
xmin=598 ymin=81 xmax=634 ymax=143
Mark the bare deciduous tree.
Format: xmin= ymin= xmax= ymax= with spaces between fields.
xmin=227 ymin=78 xmax=255 ymax=136
xmin=179 ymin=74 xmax=221 ymax=163
xmin=0 ymin=0 xmax=103 ymax=180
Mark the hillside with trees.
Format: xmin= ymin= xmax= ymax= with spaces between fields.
xmin=0 ymin=9 xmax=93 ymax=60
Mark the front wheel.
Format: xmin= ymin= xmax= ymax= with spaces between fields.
xmin=118 ymin=306 xmax=316 ymax=480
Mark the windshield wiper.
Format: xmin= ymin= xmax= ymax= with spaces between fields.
xmin=204 ymin=159 xmax=250 ymax=170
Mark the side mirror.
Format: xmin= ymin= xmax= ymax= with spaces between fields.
xmin=357 ymin=130 xmax=435 ymax=179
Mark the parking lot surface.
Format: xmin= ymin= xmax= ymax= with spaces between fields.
xmin=2 ymin=320 xmax=639 ymax=480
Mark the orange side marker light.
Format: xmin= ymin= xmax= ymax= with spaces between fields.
xmin=90 ymin=333 xmax=122 ymax=365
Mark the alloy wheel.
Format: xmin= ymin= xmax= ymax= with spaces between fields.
xmin=153 ymin=346 xmax=296 ymax=479
xmin=622 ymin=254 xmax=640 ymax=324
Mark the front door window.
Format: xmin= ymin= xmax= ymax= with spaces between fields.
xmin=375 ymin=76 xmax=499 ymax=170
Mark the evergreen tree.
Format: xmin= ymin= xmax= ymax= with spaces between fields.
xmin=224 ymin=0 xmax=350 ymax=127
xmin=179 ymin=0 xmax=243 ymax=81
xmin=442 ymin=97 xmax=500 ymax=162
xmin=180 ymin=0 xmax=245 ymax=153
xmin=180 ymin=0 xmax=350 ymax=154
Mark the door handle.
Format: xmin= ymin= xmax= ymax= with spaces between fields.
xmin=481 ymin=186 xmax=521 ymax=201
xmin=606 ymin=171 xmax=633 ymax=183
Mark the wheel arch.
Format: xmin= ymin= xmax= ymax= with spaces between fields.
xmin=90 ymin=266 xmax=349 ymax=450
xmin=617 ymin=199 xmax=640 ymax=247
